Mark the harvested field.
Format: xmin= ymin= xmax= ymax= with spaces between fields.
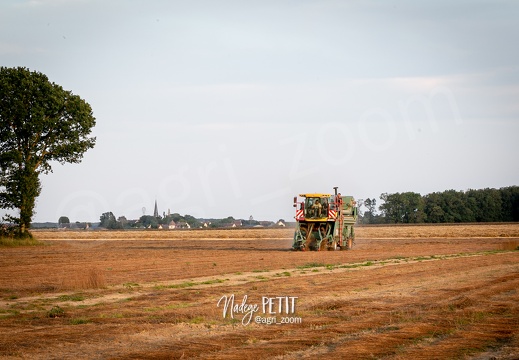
xmin=0 ymin=224 xmax=518 ymax=359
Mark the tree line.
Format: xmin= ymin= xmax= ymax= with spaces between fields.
xmin=97 ymin=212 xmax=203 ymax=229
xmin=361 ymin=186 xmax=519 ymax=224
xmin=97 ymin=213 xmax=268 ymax=229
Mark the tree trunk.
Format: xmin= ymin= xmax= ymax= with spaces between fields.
xmin=16 ymin=166 xmax=40 ymax=238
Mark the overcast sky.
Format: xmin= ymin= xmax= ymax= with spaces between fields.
xmin=1 ymin=0 xmax=518 ymax=223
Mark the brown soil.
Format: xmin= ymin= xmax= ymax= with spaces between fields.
xmin=0 ymin=224 xmax=518 ymax=359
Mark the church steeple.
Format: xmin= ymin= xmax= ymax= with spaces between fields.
xmin=153 ymin=200 xmax=159 ymax=218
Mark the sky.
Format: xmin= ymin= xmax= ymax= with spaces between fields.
xmin=1 ymin=0 xmax=518 ymax=223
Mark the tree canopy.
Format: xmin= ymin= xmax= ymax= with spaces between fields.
xmin=360 ymin=186 xmax=519 ymax=224
xmin=0 ymin=67 xmax=96 ymax=237
xmin=99 ymin=212 xmax=118 ymax=229
xmin=58 ymin=216 xmax=70 ymax=225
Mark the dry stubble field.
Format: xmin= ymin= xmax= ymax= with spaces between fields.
xmin=1 ymin=224 xmax=519 ymax=359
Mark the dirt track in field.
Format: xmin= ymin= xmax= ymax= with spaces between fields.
xmin=0 ymin=224 xmax=518 ymax=359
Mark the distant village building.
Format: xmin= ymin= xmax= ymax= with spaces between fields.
xmin=176 ymin=221 xmax=191 ymax=229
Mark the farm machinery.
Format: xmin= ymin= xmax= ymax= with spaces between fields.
xmin=292 ymin=187 xmax=358 ymax=251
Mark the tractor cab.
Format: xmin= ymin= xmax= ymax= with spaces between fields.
xmin=303 ymin=194 xmax=329 ymax=220
xmin=294 ymin=193 xmax=342 ymax=221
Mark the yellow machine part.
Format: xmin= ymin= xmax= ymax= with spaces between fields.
xmin=298 ymin=193 xmax=331 ymax=198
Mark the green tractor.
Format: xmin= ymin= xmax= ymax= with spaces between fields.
xmin=292 ymin=187 xmax=358 ymax=251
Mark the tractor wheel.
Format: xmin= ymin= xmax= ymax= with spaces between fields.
xmin=339 ymin=238 xmax=353 ymax=250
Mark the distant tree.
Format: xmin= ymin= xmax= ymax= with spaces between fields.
xmin=184 ymin=215 xmax=201 ymax=228
xmin=242 ymin=218 xmax=260 ymax=227
xmin=0 ymin=67 xmax=96 ymax=238
xmin=169 ymin=213 xmax=183 ymax=223
xmin=441 ymin=190 xmax=474 ymax=222
xmin=403 ymin=192 xmax=425 ymax=223
xmin=58 ymin=216 xmax=70 ymax=225
xmin=379 ymin=192 xmax=425 ymax=223
xmin=209 ymin=216 xmax=235 ymax=228
xmin=222 ymin=216 xmax=235 ymax=225
xmin=468 ymin=188 xmax=503 ymax=222
xmin=379 ymin=193 xmax=402 ymax=223
xmin=117 ymin=216 xmax=128 ymax=229
xmin=162 ymin=213 xmax=183 ymax=225
xmin=362 ymin=198 xmax=377 ymax=224
xmin=485 ymin=188 xmax=503 ymax=221
xmin=500 ymin=186 xmax=519 ymax=221
xmin=424 ymin=187 xmax=519 ymax=223
xmin=138 ymin=215 xmax=159 ymax=229
xmin=378 ymin=186 xmax=519 ymax=224
xmin=424 ymin=192 xmax=446 ymax=223
xmin=99 ymin=212 xmax=117 ymax=229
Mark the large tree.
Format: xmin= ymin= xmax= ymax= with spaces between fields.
xmin=99 ymin=212 xmax=117 ymax=229
xmin=379 ymin=192 xmax=425 ymax=224
xmin=0 ymin=67 xmax=96 ymax=237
